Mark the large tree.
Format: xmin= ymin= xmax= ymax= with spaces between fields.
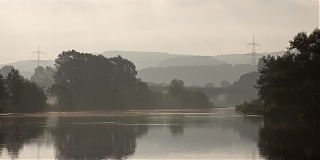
xmin=50 ymin=50 xmax=113 ymax=110
xmin=5 ymin=69 xmax=25 ymax=109
xmin=167 ymin=79 xmax=211 ymax=109
xmin=50 ymin=50 xmax=155 ymax=110
xmin=256 ymin=29 xmax=320 ymax=119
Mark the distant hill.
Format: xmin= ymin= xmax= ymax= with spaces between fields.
xmin=158 ymin=56 xmax=227 ymax=67
xmin=213 ymin=54 xmax=250 ymax=65
xmin=103 ymin=50 xmax=285 ymax=68
xmin=0 ymin=50 xmax=284 ymax=79
xmin=137 ymin=64 xmax=252 ymax=86
xmin=0 ymin=60 xmax=54 ymax=79
xmin=103 ymin=51 xmax=227 ymax=68
xmin=213 ymin=50 xmax=285 ymax=65
xmin=102 ymin=51 xmax=177 ymax=69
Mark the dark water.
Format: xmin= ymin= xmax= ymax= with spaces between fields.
xmin=0 ymin=108 xmax=318 ymax=159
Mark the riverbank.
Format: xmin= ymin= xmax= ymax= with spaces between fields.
xmin=0 ymin=108 xmax=228 ymax=117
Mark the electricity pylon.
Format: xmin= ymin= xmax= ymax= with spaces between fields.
xmin=246 ymin=35 xmax=261 ymax=71
xmin=31 ymin=45 xmax=46 ymax=68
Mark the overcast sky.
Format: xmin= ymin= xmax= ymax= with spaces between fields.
xmin=0 ymin=0 xmax=318 ymax=63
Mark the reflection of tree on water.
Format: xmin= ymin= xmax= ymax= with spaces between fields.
xmin=52 ymin=116 xmax=149 ymax=160
xmin=231 ymin=117 xmax=262 ymax=140
xmin=168 ymin=116 xmax=185 ymax=137
xmin=0 ymin=117 xmax=47 ymax=159
xmin=167 ymin=114 xmax=263 ymax=140
xmin=258 ymin=118 xmax=320 ymax=159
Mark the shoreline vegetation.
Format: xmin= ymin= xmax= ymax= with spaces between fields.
xmin=235 ymin=99 xmax=264 ymax=115
xmin=0 ymin=51 xmax=213 ymax=114
xmin=0 ymin=29 xmax=319 ymax=124
xmin=234 ymin=29 xmax=320 ymax=124
xmin=0 ymin=108 xmax=232 ymax=117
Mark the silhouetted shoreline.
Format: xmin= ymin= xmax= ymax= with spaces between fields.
xmin=0 ymin=109 xmax=218 ymax=117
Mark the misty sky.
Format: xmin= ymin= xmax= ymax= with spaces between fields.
xmin=0 ymin=0 xmax=318 ymax=64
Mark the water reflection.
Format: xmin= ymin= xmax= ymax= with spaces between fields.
xmin=0 ymin=117 xmax=47 ymax=159
xmin=3 ymin=111 xmax=318 ymax=159
xmin=52 ymin=116 xmax=148 ymax=159
xmin=168 ymin=115 xmax=185 ymax=137
xmin=132 ymin=113 xmax=263 ymax=159
xmin=258 ymin=117 xmax=320 ymax=159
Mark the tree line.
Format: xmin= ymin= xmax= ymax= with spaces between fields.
xmin=3 ymin=28 xmax=318 ymax=116
xmin=0 ymin=67 xmax=47 ymax=113
xmin=0 ymin=50 xmax=212 ymax=113
xmin=48 ymin=50 xmax=211 ymax=111
xmin=236 ymin=28 xmax=320 ymax=123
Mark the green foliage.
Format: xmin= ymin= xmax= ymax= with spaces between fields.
xmin=0 ymin=68 xmax=47 ymax=113
xmin=19 ymin=82 xmax=47 ymax=113
xmin=257 ymin=56 xmax=272 ymax=71
xmin=132 ymin=79 xmax=161 ymax=109
xmin=0 ymin=65 xmax=14 ymax=77
xmin=48 ymin=83 xmax=74 ymax=111
xmin=225 ymin=72 xmax=260 ymax=106
xmin=51 ymin=50 xmax=113 ymax=110
xmin=235 ymin=99 xmax=264 ymax=114
xmin=166 ymin=79 xmax=211 ymax=109
xmin=256 ymin=29 xmax=320 ymax=120
xmin=5 ymin=68 xmax=25 ymax=108
xmin=168 ymin=79 xmax=185 ymax=98
xmin=0 ymin=74 xmax=5 ymax=113
xmin=31 ymin=66 xmax=55 ymax=89
xmin=138 ymin=64 xmax=252 ymax=86
xmin=50 ymin=50 xmax=159 ymax=110
xmin=46 ymin=51 xmax=213 ymax=111
xmin=220 ymin=80 xmax=230 ymax=88
xmin=204 ymin=83 xmax=215 ymax=88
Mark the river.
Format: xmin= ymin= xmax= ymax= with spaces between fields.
xmin=0 ymin=108 xmax=318 ymax=159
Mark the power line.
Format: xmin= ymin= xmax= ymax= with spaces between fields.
xmin=31 ymin=45 xmax=46 ymax=68
xmin=246 ymin=35 xmax=261 ymax=71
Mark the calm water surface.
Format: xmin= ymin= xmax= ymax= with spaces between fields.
xmin=0 ymin=108 xmax=318 ymax=159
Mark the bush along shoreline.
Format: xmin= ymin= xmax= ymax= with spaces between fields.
xmin=235 ymin=99 xmax=264 ymax=115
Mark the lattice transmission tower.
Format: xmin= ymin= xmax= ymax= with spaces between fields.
xmin=246 ymin=35 xmax=261 ymax=71
xmin=31 ymin=45 xmax=46 ymax=68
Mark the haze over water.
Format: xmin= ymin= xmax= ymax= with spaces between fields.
xmin=1 ymin=109 xmax=316 ymax=159
xmin=0 ymin=1 xmax=319 ymax=159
